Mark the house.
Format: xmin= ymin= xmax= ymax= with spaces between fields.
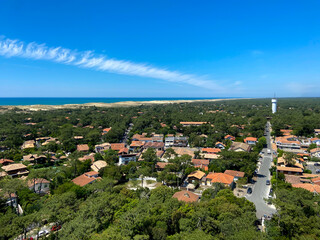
xmin=72 ymin=171 xmax=101 ymax=187
xmin=172 ymin=190 xmax=200 ymax=203
xmin=132 ymin=133 xmax=152 ymax=142
xmin=21 ymin=140 xmax=35 ymax=149
xmin=291 ymin=183 xmax=320 ymax=194
xmin=201 ymin=148 xmax=221 ymax=154
xmin=118 ymin=148 xmax=129 ymax=155
xmin=2 ymin=163 xmax=29 ymax=177
xmin=275 ymin=135 xmax=301 ymax=151
xmin=152 ymin=134 xmax=164 ymax=142
xmin=111 ymin=143 xmax=126 ymax=151
xmin=314 ymin=129 xmax=320 ymax=136
xmin=202 ymin=154 xmax=220 ymax=161
xmin=310 ymin=148 xmax=320 ymax=158
xmin=155 ymin=162 xmax=171 ymax=171
xmin=77 ymin=144 xmax=89 ymax=152
xmin=205 ymin=172 xmax=234 ymax=187
xmin=192 ymin=159 xmax=209 ymax=171
xmin=74 ymin=136 xmax=84 ymax=140
xmin=95 ymin=143 xmax=111 ymax=153
xmin=102 ymin=127 xmax=112 ymax=135
xmin=130 ymin=141 xmax=145 ymax=152
xmin=165 ymin=136 xmax=188 ymax=148
xmin=215 ymin=142 xmax=226 ymax=149
xmin=79 ymin=153 xmax=95 ymax=163
xmin=229 ymin=142 xmax=251 ymax=152
xmin=180 ymin=122 xmax=207 ymax=127
xmin=23 ymin=154 xmax=47 ymax=164
xmin=187 ymin=170 xmax=206 ymax=183
xmin=312 ymin=176 xmax=320 ymax=185
xmin=27 ymin=178 xmax=50 ymax=194
xmin=91 ymin=160 xmax=107 ymax=172
xmin=224 ymin=135 xmax=235 ymax=141
xmin=143 ymin=142 xmax=164 ymax=151
xmin=0 ymin=159 xmax=14 ymax=166
xmin=244 ymin=137 xmax=257 ymax=145
xmin=118 ymin=154 xmax=137 ymax=165
xmin=156 ymin=150 xmax=164 ymax=158
xmin=310 ymin=138 xmax=320 ymax=146
xmin=277 ymin=166 xmax=303 ymax=175
xmin=224 ymin=170 xmax=245 ymax=181
xmin=171 ymin=147 xmax=197 ymax=158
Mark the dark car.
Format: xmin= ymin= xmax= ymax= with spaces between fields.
xmin=314 ymin=163 xmax=320 ymax=166
xmin=247 ymin=187 xmax=253 ymax=194
xmin=266 ymin=180 xmax=271 ymax=185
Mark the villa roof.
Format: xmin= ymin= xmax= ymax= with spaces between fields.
xmin=224 ymin=170 xmax=245 ymax=178
xmin=201 ymin=148 xmax=221 ymax=154
xmin=292 ymin=183 xmax=320 ymax=193
xmin=77 ymin=144 xmax=89 ymax=151
xmin=172 ymin=190 xmax=199 ymax=202
xmin=110 ymin=143 xmax=125 ymax=151
xmin=206 ymin=172 xmax=234 ymax=185
xmin=188 ymin=170 xmax=206 ymax=180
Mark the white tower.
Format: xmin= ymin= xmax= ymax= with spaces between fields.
xmin=272 ymin=97 xmax=277 ymax=114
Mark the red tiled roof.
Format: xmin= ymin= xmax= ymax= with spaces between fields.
xmin=201 ymin=148 xmax=221 ymax=154
xmin=27 ymin=178 xmax=50 ymax=187
xmin=292 ymin=183 xmax=320 ymax=193
xmin=144 ymin=142 xmax=164 ymax=148
xmin=155 ymin=162 xmax=170 ymax=169
xmin=172 ymin=190 xmax=199 ymax=202
xmin=224 ymin=135 xmax=235 ymax=140
xmin=244 ymin=137 xmax=257 ymax=142
xmin=0 ymin=159 xmax=14 ymax=164
xmin=224 ymin=170 xmax=245 ymax=178
xmin=130 ymin=141 xmax=144 ymax=147
xmin=206 ymin=172 xmax=234 ymax=185
xmin=110 ymin=143 xmax=125 ymax=151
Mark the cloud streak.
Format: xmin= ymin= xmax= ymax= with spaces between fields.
xmin=0 ymin=36 xmax=225 ymax=90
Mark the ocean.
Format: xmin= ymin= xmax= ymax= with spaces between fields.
xmin=0 ymin=97 xmax=225 ymax=106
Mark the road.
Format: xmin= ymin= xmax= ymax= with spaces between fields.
xmin=246 ymin=121 xmax=276 ymax=219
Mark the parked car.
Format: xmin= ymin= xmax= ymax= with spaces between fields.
xmin=247 ymin=187 xmax=253 ymax=194
xmin=314 ymin=162 xmax=320 ymax=166
xmin=51 ymin=225 xmax=61 ymax=231
xmin=316 ymin=169 xmax=320 ymax=173
xmin=266 ymin=180 xmax=270 ymax=185
xmin=38 ymin=230 xmax=49 ymax=237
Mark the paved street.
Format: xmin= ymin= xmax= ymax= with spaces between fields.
xmin=246 ymin=122 xmax=277 ymax=219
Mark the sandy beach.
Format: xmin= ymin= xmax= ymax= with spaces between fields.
xmin=0 ymin=98 xmax=244 ymax=111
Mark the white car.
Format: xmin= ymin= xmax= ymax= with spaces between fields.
xmin=38 ymin=229 xmax=49 ymax=237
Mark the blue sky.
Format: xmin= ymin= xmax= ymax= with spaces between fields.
xmin=0 ymin=0 xmax=320 ymax=97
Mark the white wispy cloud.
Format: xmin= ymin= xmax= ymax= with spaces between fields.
xmin=0 ymin=36 xmax=226 ymax=91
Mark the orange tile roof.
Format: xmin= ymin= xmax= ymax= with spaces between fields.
xmin=244 ymin=137 xmax=257 ymax=142
xmin=206 ymin=172 xmax=234 ymax=185
xmin=0 ymin=159 xmax=14 ymax=164
xmin=215 ymin=142 xmax=225 ymax=147
xmin=27 ymin=178 xmax=50 ymax=187
xmin=292 ymin=183 xmax=320 ymax=193
xmin=172 ymin=190 xmax=199 ymax=202
xmin=224 ymin=135 xmax=235 ymax=140
xmin=77 ymin=144 xmax=89 ymax=151
xmin=130 ymin=141 xmax=144 ymax=147
xmin=110 ymin=143 xmax=125 ymax=151
xmin=312 ymin=177 xmax=320 ymax=185
xmin=224 ymin=170 xmax=245 ymax=178
xmin=155 ymin=162 xmax=170 ymax=169
xmin=277 ymin=166 xmax=303 ymax=173
xmin=201 ymin=148 xmax=221 ymax=154
xmin=310 ymin=148 xmax=320 ymax=153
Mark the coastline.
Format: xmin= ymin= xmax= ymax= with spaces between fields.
xmin=0 ymin=98 xmax=247 ymax=111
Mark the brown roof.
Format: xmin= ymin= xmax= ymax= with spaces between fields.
xmin=285 ymin=175 xmax=303 ymax=185
xmin=172 ymin=190 xmax=199 ymax=202
xmin=292 ymin=183 xmax=320 ymax=193
xmin=310 ymin=148 xmax=320 ymax=153
xmin=277 ymin=166 xmax=303 ymax=173
xmin=72 ymin=175 xmax=97 ymax=187
xmin=155 ymin=162 xmax=170 ymax=169
xmin=224 ymin=170 xmax=245 ymax=178
xmin=188 ymin=170 xmax=206 ymax=180
xmin=130 ymin=141 xmax=144 ymax=147
xmin=224 ymin=135 xmax=235 ymax=140
xmin=192 ymin=159 xmax=209 ymax=166
xmin=85 ymin=171 xmax=99 ymax=177
xmin=229 ymin=142 xmax=251 ymax=152
xmin=111 ymin=143 xmax=125 ymax=151
xmin=144 ymin=142 xmax=164 ymax=149
xmin=206 ymin=172 xmax=234 ymax=185
xmin=312 ymin=176 xmax=320 ymax=185
xmin=27 ymin=178 xmax=50 ymax=187
xmin=180 ymin=122 xmax=207 ymax=125
xmin=77 ymin=144 xmax=89 ymax=151
xmin=91 ymin=160 xmax=107 ymax=172
xmin=215 ymin=142 xmax=226 ymax=147
xmin=2 ymin=163 xmax=27 ymax=172
xmin=171 ymin=147 xmax=197 ymax=157
xmin=156 ymin=150 xmax=164 ymax=158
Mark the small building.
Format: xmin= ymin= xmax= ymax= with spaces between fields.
xmin=27 ymin=178 xmax=50 ymax=194
xmin=314 ymin=129 xmax=320 ymax=136
xmin=165 ymin=136 xmax=188 ymax=148
xmin=102 ymin=127 xmax=112 ymax=135
xmin=277 ymin=166 xmax=303 ymax=175
xmin=310 ymin=148 xmax=320 ymax=158
xmin=187 ymin=170 xmax=206 ymax=183
xmin=129 ymin=141 xmax=145 ymax=152
xmin=192 ymin=159 xmax=209 ymax=171
xmin=2 ymin=163 xmax=29 ymax=177
xmin=23 ymin=154 xmax=47 ymax=164
xmin=224 ymin=170 xmax=245 ymax=181
xmin=244 ymin=137 xmax=258 ymax=145
xmin=310 ymin=138 xmax=320 ymax=146
xmin=72 ymin=171 xmax=101 ymax=187
xmin=143 ymin=142 xmax=164 ymax=151
xmin=205 ymin=172 xmax=234 ymax=187
xmin=77 ymin=144 xmax=89 ymax=152
xmin=118 ymin=154 xmax=136 ymax=165
xmin=21 ymin=140 xmax=35 ymax=150
xmin=110 ymin=143 xmax=126 ymax=151
xmin=79 ymin=153 xmax=95 ymax=163
xmin=224 ymin=135 xmax=235 ymax=141
xmin=155 ymin=162 xmax=170 ymax=171
xmin=291 ymin=183 xmax=320 ymax=194
xmin=215 ymin=142 xmax=226 ymax=149
xmin=91 ymin=160 xmax=108 ymax=172
xmin=0 ymin=159 xmax=14 ymax=166
xmin=201 ymin=148 xmax=221 ymax=154
xmin=229 ymin=142 xmax=251 ymax=152
xmin=172 ymin=190 xmax=200 ymax=202
xmin=95 ymin=143 xmax=111 ymax=153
